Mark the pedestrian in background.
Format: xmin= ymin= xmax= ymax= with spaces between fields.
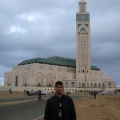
xmin=90 ymin=91 xmax=93 ymax=99
xmin=9 ymin=89 xmax=12 ymax=94
xmin=94 ymin=90 xmax=97 ymax=99
xmin=38 ymin=90 xmax=42 ymax=101
xmin=44 ymin=81 xmax=76 ymax=120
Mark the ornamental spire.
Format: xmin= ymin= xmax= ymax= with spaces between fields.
xmin=78 ymin=0 xmax=87 ymax=12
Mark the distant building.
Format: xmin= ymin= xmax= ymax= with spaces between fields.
xmin=4 ymin=0 xmax=116 ymax=91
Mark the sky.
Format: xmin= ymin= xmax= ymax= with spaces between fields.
xmin=0 ymin=0 xmax=120 ymax=86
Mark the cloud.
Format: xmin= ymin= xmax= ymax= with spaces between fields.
xmin=9 ymin=26 xmax=26 ymax=34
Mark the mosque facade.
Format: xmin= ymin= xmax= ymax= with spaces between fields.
xmin=4 ymin=0 xmax=116 ymax=92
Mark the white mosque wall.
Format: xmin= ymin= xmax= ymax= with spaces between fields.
xmin=4 ymin=63 xmax=76 ymax=87
xmin=4 ymin=63 xmax=116 ymax=91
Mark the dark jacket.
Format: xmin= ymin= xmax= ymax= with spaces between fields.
xmin=44 ymin=94 xmax=76 ymax=120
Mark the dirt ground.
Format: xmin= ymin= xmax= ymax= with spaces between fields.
xmin=0 ymin=93 xmax=26 ymax=98
xmin=39 ymin=94 xmax=120 ymax=120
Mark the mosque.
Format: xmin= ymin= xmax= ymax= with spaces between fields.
xmin=4 ymin=0 xmax=116 ymax=92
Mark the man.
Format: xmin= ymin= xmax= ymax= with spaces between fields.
xmin=93 ymin=90 xmax=97 ymax=99
xmin=44 ymin=81 xmax=76 ymax=120
xmin=9 ymin=89 xmax=12 ymax=94
xmin=38 ymin=90 xmax=42 ymax=101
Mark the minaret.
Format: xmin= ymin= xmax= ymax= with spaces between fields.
xmin=76 ymin=0 xmax=90 ymax=83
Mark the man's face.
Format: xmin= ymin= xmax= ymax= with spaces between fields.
xmin=54 ymin=84 xmax=64 ymax=95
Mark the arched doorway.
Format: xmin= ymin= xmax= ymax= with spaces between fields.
xmin=46 ymin=73 xmax=53 ymax=87
xmin=79 ymin=83 xmax=81 ymax=88
xmin=36 ymin=72 xmax=43 ymax=87
xmin=24 ymin=83 xmax=27 ymax=87
xmin=15 ymin=76 xmax=18 ymax=86
xmin=23 ymin=72 xmax=28 ymax=87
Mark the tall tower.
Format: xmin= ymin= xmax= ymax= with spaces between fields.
xmin=76 ymin=0 xmax=90 ymax=82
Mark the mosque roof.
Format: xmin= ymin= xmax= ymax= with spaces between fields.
xmin=18 ymin=56 xmax=101 ymax=71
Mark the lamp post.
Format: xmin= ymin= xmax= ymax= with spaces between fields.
xmin=85 ymin=66 xmax=87 ymax=95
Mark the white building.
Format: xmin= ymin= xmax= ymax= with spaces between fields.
xmin=4 ymin=0 xmax=116 ymax=92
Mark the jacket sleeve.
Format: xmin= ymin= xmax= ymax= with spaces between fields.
xmin=44 ymin=100 xmax=50 ymax=120
xmin=70 ymin=99 xmax=76 ymax=120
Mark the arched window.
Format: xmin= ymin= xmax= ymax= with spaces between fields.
xmin=71 ymin=82 xmax=75 ymax=87
xmin=98 ymin=83 xmax=101 ymax=88
xmin=47 ymin=83 xmax=51 ymax=87
xmin=79 ymin=83 xmax=81 ymax=88
xmin=82 ymin=83 xmax=85 ymax=88
xmin=65 ymin=82 xmax=68 ymax=88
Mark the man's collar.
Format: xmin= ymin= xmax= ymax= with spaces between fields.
xmin=55 ymin=93 xmax=64 ymax=100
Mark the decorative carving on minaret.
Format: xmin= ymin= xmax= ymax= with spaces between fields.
xmin=76 ymin=14 xmax=89 ymax=21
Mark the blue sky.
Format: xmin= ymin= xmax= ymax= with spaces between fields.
xmin=0 ymin=0 xmax=120 ymax=85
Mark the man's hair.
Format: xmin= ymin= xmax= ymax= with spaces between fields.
xmin=55 ymin=81 xmax=63 ymax=86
